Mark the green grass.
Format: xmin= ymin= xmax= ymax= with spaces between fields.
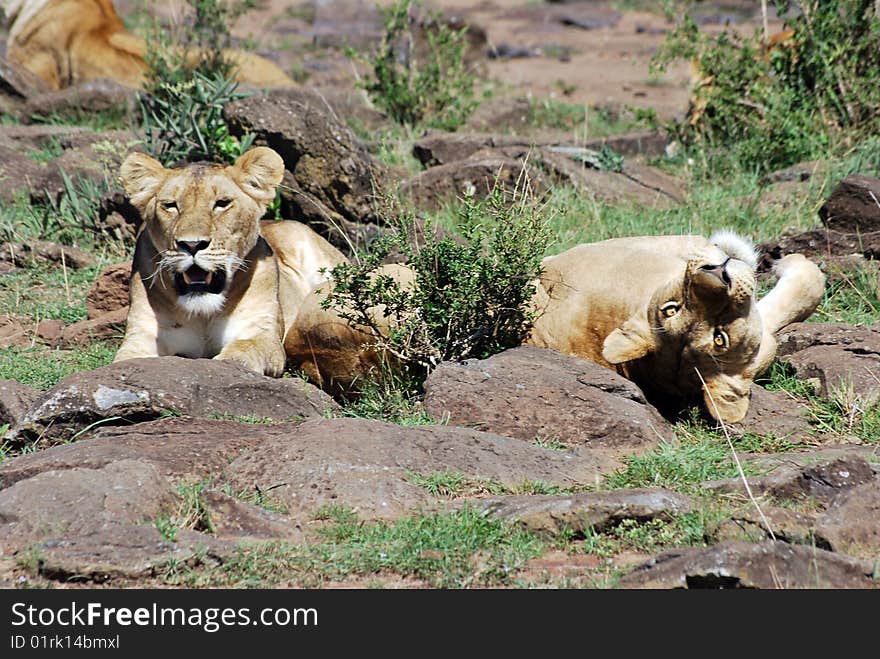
xmin=25 ymin=108 xmax=131 ymax=132
xmin=161 ymin=506 xmax=544 ymax=588
xmin=524 ymin=98 xmax=653 ymax=140
xmin=0 ymin=344 xmax=117 ymax=390
xmin=811 ymin=263 xmax=880 ymax=325
xmin=405 ymin=470 xmax=575 ymax=498
xmin=336 ymin=374 xmax=439 ymax=426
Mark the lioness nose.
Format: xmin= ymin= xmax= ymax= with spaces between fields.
xmin=177 ymin=240 xmax=211 ymax=256
xmin=700 ymin=259 xmax=731 ymax=286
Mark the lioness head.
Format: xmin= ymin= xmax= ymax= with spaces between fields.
xmin=602 ymin=238 xmax=763 ymax=423
xmin=120 ymin=147 xmax=284 ymax=315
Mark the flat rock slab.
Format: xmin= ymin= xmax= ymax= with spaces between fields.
xmin=815 ymin=478 xmax=880 ymax=560
xmin=224 ymin=417 xmax=619 ymax=521
xmin=618 ymin=541 xmax=876 ymax=589
xmin=776 ymin=323 xmax=880 ymax=404
xmin=0 ymin=418 xmax=275 ymax=489
xmin=423 ymin=346 xmax=672 ymax=451
xmin=716 ymin=505 xmax=818 ymax=546
xmin=201 ymin=489 xmax=303 ymax=543
xmin=7 ymin=356 xmax=339 ymax=447
xmin=703 ymin=455 xmax=875 ymax=503
xmin=471 ymin=488 xmax=693 ymax=536
xmin=0 ymin=460 xmax=175 ymax=556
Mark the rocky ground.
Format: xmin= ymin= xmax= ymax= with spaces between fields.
xmin=0 ymin=1 xmax=878 ymax=589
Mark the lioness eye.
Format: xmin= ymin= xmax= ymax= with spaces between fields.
xmin=660 ymin=302 xmax=679 ymax=318
xmin=713 ymin=329 xmax=729 ymax=348
xmin=214 ymin=199 xmax=232 ymax=210
xmin=160 ymin=201 xmax=178 ymax=211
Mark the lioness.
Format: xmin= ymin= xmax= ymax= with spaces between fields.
xmin=528 ymin=231 xmax=825 ymax=423
xmin=1 ymin=0 xmax=294 ymax=90
xmin=286 ymin=231 xmax=824 ymax=422
xmin=114 ymin=146 xmax=346 ymax=376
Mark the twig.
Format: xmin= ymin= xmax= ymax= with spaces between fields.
xmin=60 ymin=249 xmax=71 ymax=305
xmin=761 ymin=0 xmax=770 ymax=45
xmin=696 ymin=367 xmax=776 ymax=541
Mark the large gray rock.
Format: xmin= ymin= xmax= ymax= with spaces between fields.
xmin=733 ymin=384 xmax=815 ymax=442
xmin=703 ymin=454 xmax=876 ymax=503
xmin=423 ymin=346 xmax=672 ymax=451
xmin=776 ymin=323 xmax=880 ymax=404
xmin=0 ymin=417 xmax=274 ymax=489
xmin=0 ymin=460 xmax=175 ymax=556
xmin=7 ymin=357 xmax=339 ymax=447
xmin=224 ymin=88 xmax=389 ymax=228
xmin=815 ymin=478 xmax=880 ymax=559
xmin=22 ymin=79 xmax=137 ymax=120
xmin=223 ymin=417 xmax=619 ymax=521
xmin=398 ymin=155 xmax=548 ymax=210
xmin=618 ymin=541 xmax=876 ymax=589
xmin=473 ymin=488 xmax=693 ymax=536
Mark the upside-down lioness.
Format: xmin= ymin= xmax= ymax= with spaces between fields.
xmin=285 ymin=231 xmax=825 ymax=423
xmin=1 ymin=0 xmax=295 ymax=90
xmin=114 ymin=146 xmax=346 ymax=376
xmin=528 ymin=231 xmax=825 ymax=423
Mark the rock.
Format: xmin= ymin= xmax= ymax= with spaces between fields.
xmin=733 ymin=385 xmax=815 ymax=442
xmin=815 ymin=478 xmax=880 ymax=559
xmin=224 ymin=88 xmax=389 ymax=227
xmin=716 ymin=505 xmax=819 ymax=546
xmin=86 ymin=262 xmax=131 ymax=319
xmin=764 ymin=160 xmax=828 ymax=184
xmin=0 ymin=55 xmax=50 ymax=103
xmin=0 ymin=460 xmax=175 ymax=556
xmin=0 ymin=240 xmax=95 ymax=269
xmin=223 ymin=417 xmax=619 ymax=522
xmin=776 ymin=323 xmax=880 ymax=404
xmin=22 ymin=79 xmax=137 ymax=120
xmin=201 ymin=489 xmax=302 ymax=542
xmin=462 ymin=98 xmax=532 ymax=133
xmin=0 ymin=316 xmax=29 ymax=349
xmin=703 ymin=455 xmax=876 ymax=503
xmin=0 ymin=124 xmax=90 ymax=150
xmin=473 ymin=488 xmax=693 ymax=537
xmin=36 ymin=526 xmax=226 ymax=581
xmin=618 ymin=541 xmax=876 ymax=589
xmin=759 ymin=227 xmax=880 ymax=262
xmin=97 ymin=190 xmax=142 ymax=242
xmin=412 ymin=130 xmax=670 ymax=168
xmin=0 ymin=380 xmax=39 ymax=428
xmin=35 ymin=319 xmax=63 ymax=341
xmin=57 ymin=307 xmax=127 ymax=346
xmin=423 ymin=346 xmax=672 ymax=451
xmin=0 ymin=144 xmax=49 ymax=201
xmin=557 ymin=8 xmax=621 ymax=31
xmin=487 ymin=43 xmax=537 ymax=59
xmin=398 ymin=155 xmax=548 ymax=210
xmin=0 ymin=417 xmax=273 ymax=489
xmin=819 ymin=175 xmax=880 ymax=233
xmin=41 ymin=130 xmax=138 ymax=201
xmin=7 ymin=357 xmax=339 ymax=447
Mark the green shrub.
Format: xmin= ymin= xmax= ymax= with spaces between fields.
xmin=654 ymin=0 xmax=880 ymax=170
xmin=322 ymin=187 xmax=551 ymax=387
xmin=350 ymin=0 xmax=478 ymax=130
xmin=139 ymin=0 xmax=257 ymax=164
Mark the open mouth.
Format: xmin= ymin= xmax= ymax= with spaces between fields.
xmin=174 ymin=265 xmax=227 ymax=296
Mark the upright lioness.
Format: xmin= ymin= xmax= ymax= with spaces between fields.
xmin=114 ymin=146 xmax=346 ymax=376
xmin=1 ymin=0 xmax=295 ymax=90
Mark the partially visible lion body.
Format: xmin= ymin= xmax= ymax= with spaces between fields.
xmin=115 ymin=147 xmax=346 ymax=376
xmin=286 ymin=231 xmax=825 ymax=423
xmin=528 ymin=233 xmax=825 ymax=422
xmin=2 ymin=0 xmax=294 ymax=90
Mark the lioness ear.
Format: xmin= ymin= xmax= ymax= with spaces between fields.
xmin=602 ymin=315 xmax=655 ymax=364
xmin=232 ymin=147 xmax=285 ymax=204
xmin=119 ymin=152 xmax=165 ymax=209
xmin=702 ymin=373 xmax=751 ymax=424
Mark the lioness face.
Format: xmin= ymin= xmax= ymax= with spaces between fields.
xmin=603 ymin=244 xmax=763 ymax=422
xmin=120 ymin=148 xmax=284 ymax=315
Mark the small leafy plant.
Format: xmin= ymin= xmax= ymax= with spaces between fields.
xmin=322 ymin=186 xmax=551 ymax=388
xmin=350 ymin=0 xmax=478 ymax=130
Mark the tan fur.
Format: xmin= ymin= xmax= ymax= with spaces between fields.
xmin=3 ymin=0 xmax=294 ymax=90
xmin=114 ymin=146 xmax=346 ymax=376
xmin=528 ymin=235 xmax=825 ymax=423
xmin=285 ymin=264 xmax=415 ymax=395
